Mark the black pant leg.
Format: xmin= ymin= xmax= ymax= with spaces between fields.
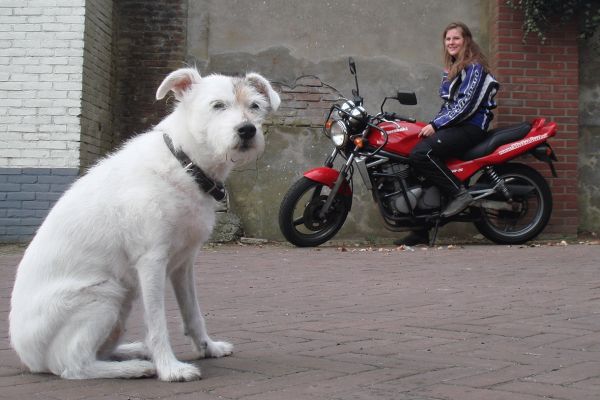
xmin=409 ymin=124 xmax=484 ymax=196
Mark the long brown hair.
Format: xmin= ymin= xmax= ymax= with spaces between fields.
xmin=443 ymin=22 xmax=490 ymax=80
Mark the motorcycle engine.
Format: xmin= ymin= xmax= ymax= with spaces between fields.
xmin=380 ymin=163 xmax=441 ymax=215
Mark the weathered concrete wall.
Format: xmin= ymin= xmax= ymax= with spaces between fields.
xmin=579 ymin=33 xmax=600 ymax=234
xmin=186 ymin=0 xmax=485 ymax=241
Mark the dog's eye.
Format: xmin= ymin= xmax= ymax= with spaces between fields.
xmin=212 ymin=101 xmax=226 ymax=110
xmin=250 ymin=102 xmax=261 ymax=110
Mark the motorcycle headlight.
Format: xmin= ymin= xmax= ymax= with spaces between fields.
xmin=330 ymin=120 xmax=348 ymax=147
xmin=339 ymin=100 xmax=355 ymax=116
xmin=348 ymin=106 xmax=366 ymax=128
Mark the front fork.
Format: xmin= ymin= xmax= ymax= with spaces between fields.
xmin=318 ymin=151 xmax=355 ymax=219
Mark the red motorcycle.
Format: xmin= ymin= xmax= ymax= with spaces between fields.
xmin=278 ymin=59 xmax=558 ymax=247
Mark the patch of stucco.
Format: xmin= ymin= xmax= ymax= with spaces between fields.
xmin=579 ymin=32 xmax=600 ymax=233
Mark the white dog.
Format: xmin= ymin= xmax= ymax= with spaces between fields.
xmin=9 ymin=68 xmax=280 ymax=381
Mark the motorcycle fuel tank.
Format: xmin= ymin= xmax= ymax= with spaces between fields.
xmin=367 ymin=120 xmax=426 ymax=156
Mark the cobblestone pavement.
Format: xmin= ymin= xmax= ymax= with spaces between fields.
xmin=0 ymin=242 xmax=599 ymax=399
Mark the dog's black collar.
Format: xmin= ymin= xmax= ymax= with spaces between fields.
xmin=163 ymin=133 xmax=227 ymax=201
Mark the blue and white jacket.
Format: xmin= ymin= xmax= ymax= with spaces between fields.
xmin=430 ymin=63 xmax=499 ymax=132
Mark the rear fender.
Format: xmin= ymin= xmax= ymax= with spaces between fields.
xmin=304 ymin=167 xmax=353 ymax=196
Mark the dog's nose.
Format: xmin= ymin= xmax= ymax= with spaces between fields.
xmin=237 ymin=123 xmax=256 ymax=140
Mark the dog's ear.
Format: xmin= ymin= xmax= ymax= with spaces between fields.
xmin=156 ymin=68 xmax=202 ymax=101
xmin=245 ymin=73 xmax=281 ymax=112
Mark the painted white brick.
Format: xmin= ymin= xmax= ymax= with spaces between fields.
xmin=27 ymin=16 xmax=54 ymax=23
xmin=1 ymin=15 xmax=27 ymax=24
xmin=9 ymin=108 xmax=37 ymax=116
xmin=38 ymin=90 xmax=67 ymax=99
xmin=23 ymin=65 xmax=53 ymax=73
xmin=11 ymin=59 xmax=39 ymax=66
xmin=7 ymin=124 xmax=37 ymax=132
xmin=23 ymin=116 xmax=52 ymax=124
xmin=1 ymin=116 xmax=23 ymax=124
xmin=1 ymin=99 xmax=23 ymax=107
xmin=21 ymin=149 xmax=51 ymax=158
xmin=46 ymin=157 xmax=77 ymax=167
xmin=9 ymin=158 xmax=40 ymax=167
xmin=54 ymin=115 xmax=79 ymax=125
xmin=26 ymin=48 xmax=54 ymax=57
xmin=14 ymin=7 xmax=43 ymax=15
xmin=55 ymin=48 xmax=83 ymax=57
xmin=1 ymin=133 xmax=22 ymax=141
xmin=55 ymin=31 xmax=81 ymax=40
xmin=5 ymin=90 xmax=36 ymax=99
xmin=3 ymin=31 xmax=27 ymax=40
xmin=1 ymin=116 xmax=24 ymax=124
xmin=1 ymin=0 xmax=114 ymax=170
xmin=37 ymin=141 xmax=67 ymax=150
xmin=1 ymin=149 xmax=22 ymax=158
xmin=38 ymin=107 xmax=68 ymax=115
xmin=0 ymin=82 xmax=24 ymax=90
xmin=53 ymin=82 xmax=81 ymax=91
xmin=22 ymin=82 xmax=53 ymax=90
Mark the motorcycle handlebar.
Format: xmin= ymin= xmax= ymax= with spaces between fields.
xmin=382 ymin=112 xmax=416 ymax=123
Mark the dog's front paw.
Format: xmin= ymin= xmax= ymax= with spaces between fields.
xmin=205 ymin=340 xmax=233 ymax=358
xmin=157 ymin=361 xmax=201 ymax=382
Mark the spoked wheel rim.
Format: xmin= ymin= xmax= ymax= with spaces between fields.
xmin=482 ymin=176 xmax=543 ymax=237
xmin=292 ymin=188 xmax=347 ymax=237
xmin=279 ymin=177 xmax=351 ymax=247
xmin=475 ymin=164 xmax=552 ymax=244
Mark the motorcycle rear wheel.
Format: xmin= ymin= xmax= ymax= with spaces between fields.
xmin=474 ymin=163 xmax=552 ymax=245
xmin=279 ymin=177 xmax=352 ymax=247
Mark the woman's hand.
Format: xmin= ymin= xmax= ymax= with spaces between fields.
xmin=419 ymin=124 xmax=435 ymax=137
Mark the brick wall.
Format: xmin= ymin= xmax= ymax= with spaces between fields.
xmin=0 ymin=0 xmax=190 ymax=242
xmin=0 ymin=1 xmax=85 ymax=169
xmin=113 ymin=0 xmax=187 ymax=140
xmin=489 ymin=1 xmax=579 ymax=236
xmin=270 ymin=76 xmax=340 ymax=128
xmin=80 ymin=0 xmax=116 ymax=169
xmin=0 ymin=2 xmax=86 ymax=242
xmin=0 ymin=168 xmax=77 ymax=241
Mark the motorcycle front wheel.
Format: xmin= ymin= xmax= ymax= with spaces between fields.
xmin=474 ymin=163 xmax=552 ymax=245
xmin=279 ymin=177 xmax=352 ymax=247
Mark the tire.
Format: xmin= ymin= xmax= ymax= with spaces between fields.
xmin=279 ymin=177 xmax=352 ymax=247
xmin=474 ymin=163 xmax=552 ymax=245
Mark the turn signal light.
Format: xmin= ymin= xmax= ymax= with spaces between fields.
xmin=353 ymin=137 xmax=365 ymax=148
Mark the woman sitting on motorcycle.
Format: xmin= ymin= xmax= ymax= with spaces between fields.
xmin=398 ymin=21 xmax=499 ymax=246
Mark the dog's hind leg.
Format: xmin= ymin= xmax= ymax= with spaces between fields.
xmin=112 ymin=342 xmax=151 ymax=360
xmin=97 ymin=292 xmax=151 ymax=361
xmin=62 ymin=359 xmax=156 ymax=380
xmin=136 ymin=252 xmax=202 ymax=381
xmin=48 ymin=289 xmax=156 ymax=380
xmin=170 ymin=259 xmax=233 ymax=359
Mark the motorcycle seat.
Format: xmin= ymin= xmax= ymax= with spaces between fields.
xmin=461 ymin=122 xmax=532 ymax=160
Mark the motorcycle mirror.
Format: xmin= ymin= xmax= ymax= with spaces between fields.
xmin=395 ymin=91 xmax=417 ymax=105
xmin=349 ymin=57 xmax=356 ymax=75
xmin=348 ymin=57 xmax=360 ymax=100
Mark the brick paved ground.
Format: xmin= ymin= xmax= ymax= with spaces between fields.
xmin=0 ymin=242 xmax=599 ymax=399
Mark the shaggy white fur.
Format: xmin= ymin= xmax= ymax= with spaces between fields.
xmin=9 ymin=68 xmax=280 ymax=381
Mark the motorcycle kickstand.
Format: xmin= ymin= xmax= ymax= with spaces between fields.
xmin=429 ymin=219 xmax=440 ymax=247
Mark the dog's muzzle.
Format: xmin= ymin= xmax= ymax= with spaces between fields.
xmin=237 ymin=123 xmax=256 ymax=150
